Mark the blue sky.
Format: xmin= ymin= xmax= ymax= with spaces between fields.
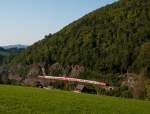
xmin=0 ymin=0 xmax=117 ymax=46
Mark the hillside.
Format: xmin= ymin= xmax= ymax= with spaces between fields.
xmin=0 ymin=85 xmax=150 ymax=114
xmin=10 ymin=0 xmax=150 ymax=78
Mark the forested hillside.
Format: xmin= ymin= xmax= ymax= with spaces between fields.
xmin=11 ymin=0 xmax=150 ymax=77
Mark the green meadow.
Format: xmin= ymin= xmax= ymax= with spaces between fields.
xmin=0 ymin=85 xmax=150 ymax=114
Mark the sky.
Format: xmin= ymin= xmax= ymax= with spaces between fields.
xmin=0 ymin=0 xmax=117 ymax=46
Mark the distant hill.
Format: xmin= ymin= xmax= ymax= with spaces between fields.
xmin=1 ymin=44 xmax=28 ymax=49
xmin=0 ymin=47 xmax=25 ymax=65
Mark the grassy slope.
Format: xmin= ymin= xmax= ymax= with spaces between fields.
xmin=0 ymin=85 xmax=150 ymax=114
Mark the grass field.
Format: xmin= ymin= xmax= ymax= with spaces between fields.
xmin=0 ymin=85 xmax=150 ymax=114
